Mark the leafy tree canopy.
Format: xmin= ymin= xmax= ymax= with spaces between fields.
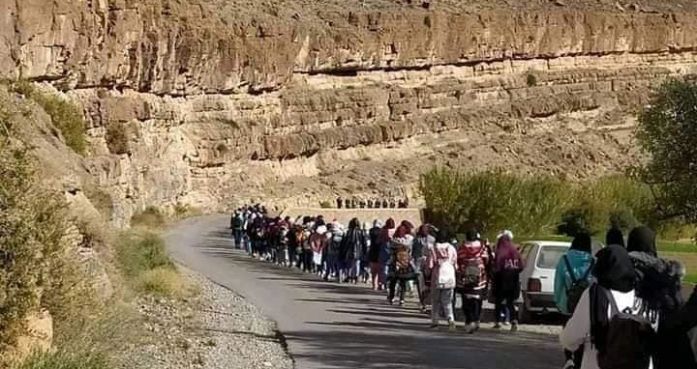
xmin=637 ymin=78 xmax=697 ymax=221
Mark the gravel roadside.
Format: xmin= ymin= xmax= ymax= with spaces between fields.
xmin=121 ymin=267 xmax=294 ymax=369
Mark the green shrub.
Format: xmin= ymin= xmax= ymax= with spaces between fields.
xmin=11 ymin=82 xmax=87 ymax=155
xmin=114 ymin=230 xmax=194 ymax=299
xmin=0 ymin=101 xmax=87 ymax=358
xmin=420 ymin=168 xmax=572 ymax=236
xmin=526 ymin=73 xmax=538 ymax=87
xmin=14 ymin=351 xmax=111 ymax=369
xmin=104 ymin=123 xmax=129 ymax=155
xmin=115 ymin=231 xmax=173 ymax=279
xmin=319 ymin=200 xmax=332 ymax=209
xmin=130 ymin=206 xmax=165 ymax=228
xmin=421 ymin=168 xmax=673 ymax=239
xmin=559 ymin=176 xmax=654 ymax=235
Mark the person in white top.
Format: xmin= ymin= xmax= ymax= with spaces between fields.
xmin=560 ymin=245 xmax=658 ymax=369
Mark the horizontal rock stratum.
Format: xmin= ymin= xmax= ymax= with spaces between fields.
xmin=3 ymin=0 xmax=697 ymax=223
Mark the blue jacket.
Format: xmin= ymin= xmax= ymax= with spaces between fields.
xmin=554 ymin=249 xmax=594 ymax=315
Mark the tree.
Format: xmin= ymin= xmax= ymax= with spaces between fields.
xmin=637 ymin=77 xmax=697 ymax=221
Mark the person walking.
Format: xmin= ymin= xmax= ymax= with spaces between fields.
xmin=368 ymin=220 xmax=384 ymax=290
xmin=561 ymin=245 xmax=659 ymax=369
xmin=414 ymin=224 xmax=436 ymax=311
xmin=387 ymin=222 xmax=417 ymax=306
xmin=309 ymin=225 xmax=328 ymax=276
xmin=378 ymin=218 xmax=396 ymax=289
xmin=324 ymin=222 xmax=344 ymax=281
xmin=456 ymin=230 xmax=489 ymax=334
xmin=626 ymin=226 xmax=685 ymax=369
xmin=492 ymin=232 xmax=523 ymax=332
xmin=426 ymin=230 xmax=458 ymax=330
xmin=554 ymin=233 xmax=595 ymax=369
xmin=339 ymin=218 xmax=368 ymax=284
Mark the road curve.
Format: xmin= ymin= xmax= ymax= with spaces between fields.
xmin=165 ymin=215 xmax=560 ymax=369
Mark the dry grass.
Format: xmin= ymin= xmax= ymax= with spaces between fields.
xmin=138 ymin=267 xmax=197 ymax=298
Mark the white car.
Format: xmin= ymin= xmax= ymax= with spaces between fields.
xmin=517 ymin=240 xmax=602 ymax=322
xmin=517 ymin=241 xmax=571 ymax=322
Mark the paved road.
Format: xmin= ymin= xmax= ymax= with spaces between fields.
xmin=166 ymin=215 xmax=560 ymax=369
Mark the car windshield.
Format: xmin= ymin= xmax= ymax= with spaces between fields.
xmin=536 ymin=245 xmax=569 ymax=269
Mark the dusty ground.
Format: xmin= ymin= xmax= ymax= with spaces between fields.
xmin=120 ymin=268 xmax=293 ymax=369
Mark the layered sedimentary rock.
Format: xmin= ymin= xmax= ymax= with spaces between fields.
xmin=3 ymin=0 xmax=697 ymax=223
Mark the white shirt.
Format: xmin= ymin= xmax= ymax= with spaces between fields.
xmin=560 ymin=288 xmax=658 ymax=369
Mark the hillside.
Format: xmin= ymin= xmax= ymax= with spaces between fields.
xmin=3 ymin=0 xmax=697 ymax=222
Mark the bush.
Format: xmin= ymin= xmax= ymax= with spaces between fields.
xmin=104 ymin=123 xmax=129 ymax=155
xmin=319 ymin=200 xmax=332 ymax=209
xmin=0 ymin=104 xmax=74 ymax=355
xmin=115 ymin=230 xmax=195 ymax=299
xmin=115 ymin=231 xmax=173 ymax=280
xmin=526 ymin=73 xmax=538 ymax=87
xmin=558 ymin=176 xmax=654 ymax=236
xmin=11 ymin=82 xmax=87 ymax=155
xmin=421 ymin=168 xmax=667 ymax=239
xmin=172 ymin=203 xmax=201 ymax=220
xmin=130 ymin=206 xmax=165 ymax=228
xmin=420 ymin=168 xmax=572 ymax=236
xmin=137 ymin=267 xmax=187 ymax=297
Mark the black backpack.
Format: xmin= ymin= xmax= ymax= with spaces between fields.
xmin=594 ymin=286 xmax=656 ymax=369
xmin=563 ymin=256 xmax=594 ymax=313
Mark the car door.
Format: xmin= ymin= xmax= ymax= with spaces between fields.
xmin=518 ymin=243 xmax=538 ymax=293
xmin=535 ymin=244 xmax=569 ymax=294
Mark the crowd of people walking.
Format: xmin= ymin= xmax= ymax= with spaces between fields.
xmin=230 ymin=204 xmax=697 ymax=369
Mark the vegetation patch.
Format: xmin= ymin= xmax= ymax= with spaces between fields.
xmin=173 ymin=202 xmax=202 ymax=220
xmin=115 ymin=230 xmax=193 ymax=299
xmin=130 ymin=206 xmax=166 ymax=228
xmin=14 ymin=351 xmax=111 ymax=369
xmin=11 ymin=81 xmax=87 ymax=155
xmin=421 ymin=168 xmax=679 ymax=239
xmin=104 ymin=123 xmax=129 ymax=155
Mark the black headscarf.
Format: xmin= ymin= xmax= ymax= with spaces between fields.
xmin=605 ymin=227 xmax=625 ymax=248
xmin=593 ymin=244 xmax=635 ymax=292
xmin=591 ymin=245 xmax=636 ymax=350
xmin=627 ymin=226 xmax=657 ymax=256
xmin=436 ymin=229 xmax=451 ymax=244
xmin=570 ymin=232 xmax=592 ymax=254
xmin=465 ymin=229 xmax=479 ymax=242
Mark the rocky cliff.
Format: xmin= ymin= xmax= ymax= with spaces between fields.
xmin=4 ymin=0 xmax=697 ymax=223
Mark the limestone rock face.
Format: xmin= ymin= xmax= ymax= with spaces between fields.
xmin=4 ymin=0 xmax=697 ymax=222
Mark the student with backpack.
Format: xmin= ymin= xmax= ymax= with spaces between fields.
xmin=387 ymin=222 xmax=417 ymax=306
xmin=625 ymin=226 xmax=687 ymax=369
xmin=561 ymin=244 xmax=659 ymax=369
xmin=456 ymin=230 xmax=489 ymax=334
xmin=554 ymin=233 xmax=595 ymax=369
xmin=492 ymin=233 xmax=524 ymax=332
xmin=426 ymin=230 xmax=458 ymax=330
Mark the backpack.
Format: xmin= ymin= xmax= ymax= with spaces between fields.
xmin=461 ymin=258 xmax=483 ymax=288
xmin=564 ymin=256 xmax=594 ymax=313
xmin=594 ymin=286 xmax=655 ymax=369
xmin=394 ymin=245 xmax=412 ymax=271
xmin=436 ymin=251 xmax=456 ymax=289
xmin=232 ymin=216 xmax=244 ymax=230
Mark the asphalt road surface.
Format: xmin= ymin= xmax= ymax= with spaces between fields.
xmin=166 ymin=215 xmax=561 ymax=369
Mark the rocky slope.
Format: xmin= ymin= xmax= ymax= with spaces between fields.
xmin=3 ymin=0 xmax=697 ymax=223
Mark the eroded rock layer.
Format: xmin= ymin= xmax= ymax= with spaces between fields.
xmin=3 ymin=0 xmax=697 ymax=223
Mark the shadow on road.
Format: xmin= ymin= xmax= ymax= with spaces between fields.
xmin=178 ymin=224 xmax=561 ymax=369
